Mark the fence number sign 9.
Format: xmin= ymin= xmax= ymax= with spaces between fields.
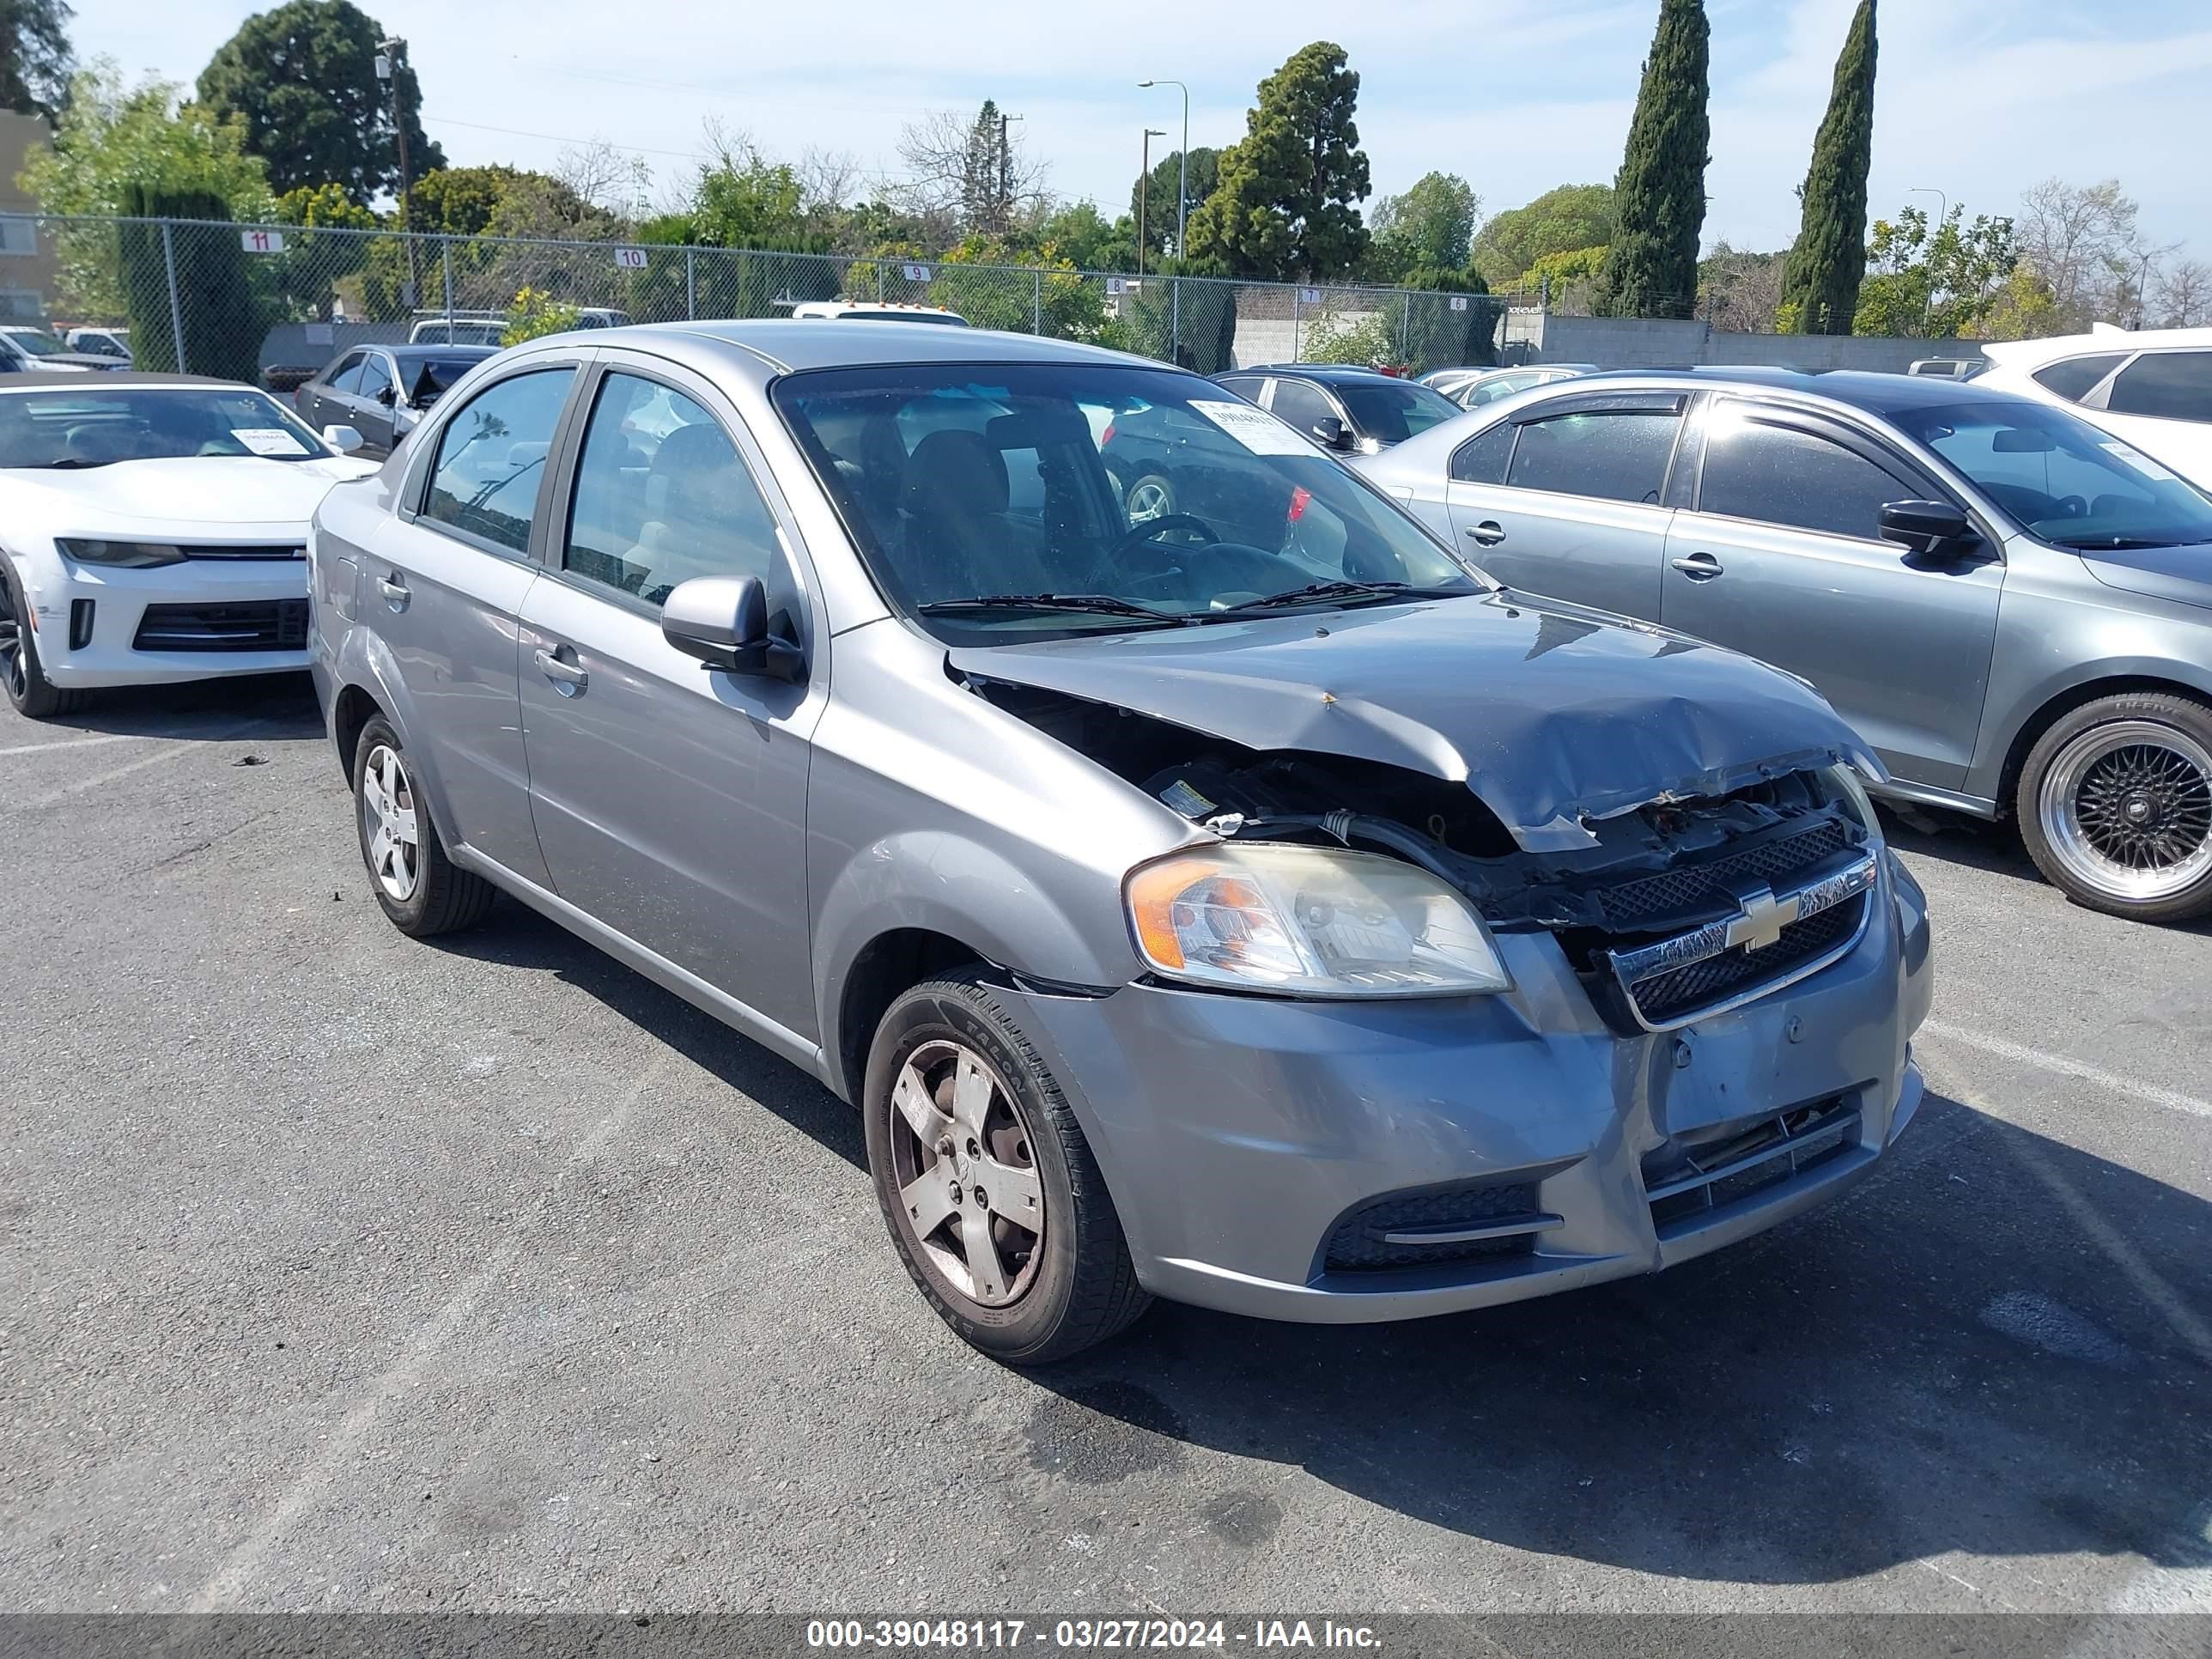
xmin=241 ymin=229 xmax=287 ymax=253
xmin=614 ymin=247 xmax=649 ymax=269
xmin=902 ymin=264 xmax=932 ymax=283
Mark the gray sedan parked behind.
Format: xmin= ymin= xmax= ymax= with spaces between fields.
xmin=311 ymin=325 xmax=1929 ymax=1362
xmin=1358 ymin=368 xmax=2212 ymax=923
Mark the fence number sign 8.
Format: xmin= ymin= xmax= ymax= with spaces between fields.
xmin=614 ymin=247 xmax=649 ymax=269
xmin=241 ymin=229 xmax=286 ymax=254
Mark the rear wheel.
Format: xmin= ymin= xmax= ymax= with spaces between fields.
xmin=2019 ymin=692 xmax=2212 ymax=923
xmin=0 ymin=567 xmax=87 ymax=720
xmin=864 ymin=974 xmax=1149 ymax=1364
xmin=1123 ymin=471 xmax=1176 ymax=526
xmin=351 ymin=715 xmax=495 ymax=935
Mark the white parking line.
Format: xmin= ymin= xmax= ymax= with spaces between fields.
xmin=1920 ymin=1019 xmax=2212 ymax=1121
xmin=7 ymin=719 xmax=280 ymax=814
xmin=0 ymin=732 xmax=145 ymax=757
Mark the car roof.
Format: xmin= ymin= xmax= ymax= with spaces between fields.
xmin=1231 ymin=363 xmax=1394 ymax=382
xmin=1561 ymin=365 xmax=2035 ymax=416
xmin=1982 ymin=325 xmax=2212 ymax=367
xmin=0 ymin=371 xmax=254 ymax=392
xmin=575 ymin=318 xmax=1152 ymax=378
xmin=385 ymin=343 xmax=499 ymax=362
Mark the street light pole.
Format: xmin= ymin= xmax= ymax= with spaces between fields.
xmin=376 ymin=38 xmax=418 ymax=307
xmin=1139 ymin=78 xmax=1188 ymax=361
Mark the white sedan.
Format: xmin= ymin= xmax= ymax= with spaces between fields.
xmin=0 ymin=373 xmax=378 ymax=719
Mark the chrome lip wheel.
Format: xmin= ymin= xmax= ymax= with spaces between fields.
xmin=1125 ymin=477 xmax=1172 ymax=525
xmin=2040 ymin=720 xmax=2212 ymax=903
xmin=360 ymin=743 xmax=422 ymax=902
xmin=0 ymin=582 xmax=24 ymax=702
xmin=888 ymin=1039 xmax=1045 ymax=1309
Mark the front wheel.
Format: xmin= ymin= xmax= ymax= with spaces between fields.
xmin=2019 ymin=692 xmax=2212 ymax=924
xmin=864 ymin=974 xmax=1150 ymax=1364
xmin=0 ymin=567 xmax=86 ymax=720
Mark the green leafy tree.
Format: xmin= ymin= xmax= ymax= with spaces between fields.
xmin=1779 ymin=0 xmax=1876 ymax=334
xmin=198 ymin=1 xmax=443 ymax=203
xmin=691 ymin=143 xmax=808 ymax=247
xmin=270 ymin=179 xmax=377 ymax=319
xmin=1 ymin=0 xmax=74 ymax=117
xmin=1030 ymin=200 xmax=1134 ymax=271
xmin=400 ymin=164 xmax=522 ymax=234
xmin=1851 ymin=204 xmax=2015 ymax=337
xmin=1469 ymin=185 xmax=1613 ymax=289
xmin=20 ymin=62 xmax=276 ymax=317
xmin=1365 ymin=171 xmax=1479 ymax=283
xmin=1129 ymin=146 xmax=1218 ymax=258
xmin=1594 ymin=0 xmax=1710 ymax=319
xmin=501 ymin=284 xmax=581 ymax=344
xmin=1184 ymin=41 xmax=1370 ymax=280
xmin=116 ymin=182 xmax=266 ymax=379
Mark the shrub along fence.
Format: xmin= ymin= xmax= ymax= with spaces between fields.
xmin=4 ymin=212 xmax=1528 ymax=386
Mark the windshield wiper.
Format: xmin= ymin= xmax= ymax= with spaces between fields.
xmin=916 ymin=592 xmax=1183 ymax=623
xmin=1202 ymin=579 xmax=1465 ymax=617
xmin=38 ymin=457 xmax=113 ymax=470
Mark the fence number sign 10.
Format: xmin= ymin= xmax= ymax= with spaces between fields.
xmin=614 ymin=247 xmax=649 ymax=269
xmin=241 ymin=229 xmax=287 ymax=253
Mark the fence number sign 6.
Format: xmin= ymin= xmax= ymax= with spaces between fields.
xmin=614 ymin=247 xmax=649 ymax=269
xmin=241 ymin=229 xmax=286 ymax=253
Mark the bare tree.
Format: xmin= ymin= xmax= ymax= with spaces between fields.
xmin=895 ymin=100 xmax=1048 ymax=235
xmin=2154 ymin=258 xmax=2212 ymax=329
xmin=555 ymin=140 xmax=653 ymax=224
xmin=2015 ymin=178 xmax=2140 ymax=329
xmin=1701 ymin=243 xmax=1789 ymax=333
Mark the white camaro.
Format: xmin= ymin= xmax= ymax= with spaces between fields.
xmin=0 ymin=373 xmax=379 ymax=719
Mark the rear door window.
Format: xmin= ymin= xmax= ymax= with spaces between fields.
xmin=1506 ymin=410 xmax=1679 ymax=505
xmin=2105 ymin=352 xmax=2212 ymax=422
xmin=422 ymin=368 xmax=575 ymax=555
xmin=326 ymin=353 xmax=366 ymax=395
xmin=1449 ymin=422 xmax=1516 ymax=484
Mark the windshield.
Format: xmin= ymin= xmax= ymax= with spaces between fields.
xmin=1893 ymin=400 xmax=2212 ymax=550
xmin=772 ymin=362 xmax=1485 ymax=641
xmin=6 ymin=329 xmax=70 ymax=357
xmin=0 ymin=386 xmax=331 ymax=468
xmin=1334 ymin=377 xmax=1461 ymax=443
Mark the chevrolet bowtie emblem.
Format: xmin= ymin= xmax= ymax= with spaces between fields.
xmin=1723 ymin=884 xmax=1799 ymax=953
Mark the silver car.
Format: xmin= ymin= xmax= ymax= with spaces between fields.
xmin=1359 ymin=368 xmax=2212 ymax=924
xmin=310 ymin=325 xmax=1931 ymax=1362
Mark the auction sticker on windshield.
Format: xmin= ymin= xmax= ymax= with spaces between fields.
xmin=2100 ymin=441 xmax=2177 ymax=482
xmin=1189 ymin=398 xmax=1315 ymax=457
xmin=232 ymin=427 xmax=309 ymax=457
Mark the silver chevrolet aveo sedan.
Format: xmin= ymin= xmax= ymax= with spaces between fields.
xmin=310 ymin=322 xmax=1932 ymax=1363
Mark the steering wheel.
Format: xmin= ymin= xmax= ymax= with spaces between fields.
xmin=1112 ymin=513 xmax=1218 ymax=556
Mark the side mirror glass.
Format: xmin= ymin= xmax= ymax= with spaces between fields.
xmin=662 ymin=574 xmax=805 ymax=682
xmin=1880 ymin=498 xmax=1974 ymax=556
xmin=321 ymin=423 xmax=365 ymax=454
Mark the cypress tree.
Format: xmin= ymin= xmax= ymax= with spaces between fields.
xmin=1593 ymin=0 xmax=1711 ymax=319
xmin=1780 ymin=0 xmax=1878 ymax=334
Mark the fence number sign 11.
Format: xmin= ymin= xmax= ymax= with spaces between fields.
xmin=241 ymin=229 xmax=286 ymax=253
xmin=614 ymin=247 xmax=649 ymax=269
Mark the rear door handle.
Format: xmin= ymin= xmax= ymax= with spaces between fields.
xmin=377 ymin=573 xmax=409 ymax=610
xmin=1463 ymin=520 xmax=1506 ymax=547
xmin=533 ymin=645 xmax=588 ymax=696
xmin=1670 ymin=553 xmax=1724 ymax=580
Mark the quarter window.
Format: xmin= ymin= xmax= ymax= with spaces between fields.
xmin=1449 ymin=422 xmax=1515 ymax=484
xmin=2031 ymin=353 xmax=2125 ymax=404
xmin=1506 ymin=410 xmax=1679 ymax=504
xmin=422 ymin=368 xmax=574 ymax=554
xmin=563 ymin=373 xmax=783 ymax=608
xmin=1698 ymin=413 xmax=1912 ymax=540
xmin=2106 ymin=352 xmax=2212 ymax=422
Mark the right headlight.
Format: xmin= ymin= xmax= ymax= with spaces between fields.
xmin=1124 ymin=841 xmax=1512 ymax=998
xmin=57 ymin=538 xmax=186 ymax=568
xmin=1822 ymin=762 xmax=1886 ymax=848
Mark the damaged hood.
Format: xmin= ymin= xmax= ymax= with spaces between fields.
xmin=949 ymin=592 xmax=1876 ymax=851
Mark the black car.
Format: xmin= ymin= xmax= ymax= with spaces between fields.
xmin=294 ymin=344 xmax=497 ymax=458
xmin=1212 ymin=364 xmax=1463 ymax=453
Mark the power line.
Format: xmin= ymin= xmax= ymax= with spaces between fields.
xmin=424 ymin=112 xmax=710 ymax=165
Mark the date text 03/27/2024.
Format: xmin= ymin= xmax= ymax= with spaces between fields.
xmin=804 ymin=1620 xmax=1383 ymax=1650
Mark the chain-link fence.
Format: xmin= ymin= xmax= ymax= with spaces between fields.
xmin=6 ymin=212 xmax=1540 ymax=389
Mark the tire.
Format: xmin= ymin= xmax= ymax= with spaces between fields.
xmin=0 ymin=565 xmax=87 ymax=721
xmin=1123 ymin=471 xmax=1177 ymax=526
xmin=2017 ymin=691 xmax=2212 ymax=924
xmin=864 ymin=973 xmax=1151 ymax=1364
xmin=351 ymin=715 xmax=496 ymax=936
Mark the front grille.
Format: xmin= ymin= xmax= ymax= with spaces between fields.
xmin=1625 ymin=896 xmax=1865 ymax=1026
xmin=133 ymin=599 xmax=310 ymax=653
xmin=178 ymin=544 xmax=307 ymax=561
xmin=1322 ymin=1180 xmax=1551 ymax=1273
xmin=1598 ymin=817 xmax=1851 ymax=928
xmin=1644 ymin=1097 xmax=1859 ymax=1232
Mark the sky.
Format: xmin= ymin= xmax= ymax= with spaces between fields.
xmin=66 ymin=0 xmax=2212 ymax=257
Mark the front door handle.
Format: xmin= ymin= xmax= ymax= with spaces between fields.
xmin=533 ymin=645 xmax=588 ymax=696
xmin=1464 ymin=520 xmax=1506 ymax=547
xmin=377 ymin=573 xmax=409 ymax=611
xmin=1670 ymin=552 xmax=1724 ymax=580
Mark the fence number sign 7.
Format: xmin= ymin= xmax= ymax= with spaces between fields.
xmin=241 ymin=229 xmax=287 ymax=253
xmin=614 ymin=247 xmax=649 ymax=269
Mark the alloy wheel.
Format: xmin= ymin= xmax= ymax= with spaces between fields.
xmin=1125 ymin=477 xmax=1173 ymax=525
xmin=360 ymin=743 xmax=422 ymax=902
xmin=2039 ymin=720 xmax=2212 ymax=904
xmin=886 ymin=1039 xmax=1046 ymax=1308
xmin=0 ymin=580 xmax=24 ymax=703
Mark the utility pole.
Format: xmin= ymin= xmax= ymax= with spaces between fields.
xmin=376 ymin=38 xmax=418 ymax=307
xmin=997 ymin=111 xmax=1024 ymax=235
xmin=1137 ymin=129 xmax=1164 ymax=276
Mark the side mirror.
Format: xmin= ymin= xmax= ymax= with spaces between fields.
xmin=662 ymin=574 xmax=805 ymax=682
xmin=321 ymin=423 xmax=365 ymax=454
xmin=1880 ymin=499 xmax=1975 ymax=557
xmin=374 ymin=383 xmax=397 ymax=406
xmin=1309 ymin=415 xmax=1356 ymax=452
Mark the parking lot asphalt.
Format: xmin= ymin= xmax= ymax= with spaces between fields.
xmin=3 ymin=675 xmax=2211 ymax=1619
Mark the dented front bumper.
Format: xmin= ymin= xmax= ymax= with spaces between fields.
xmin=1001 ymin=852 xmax=1931 ymax=1325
